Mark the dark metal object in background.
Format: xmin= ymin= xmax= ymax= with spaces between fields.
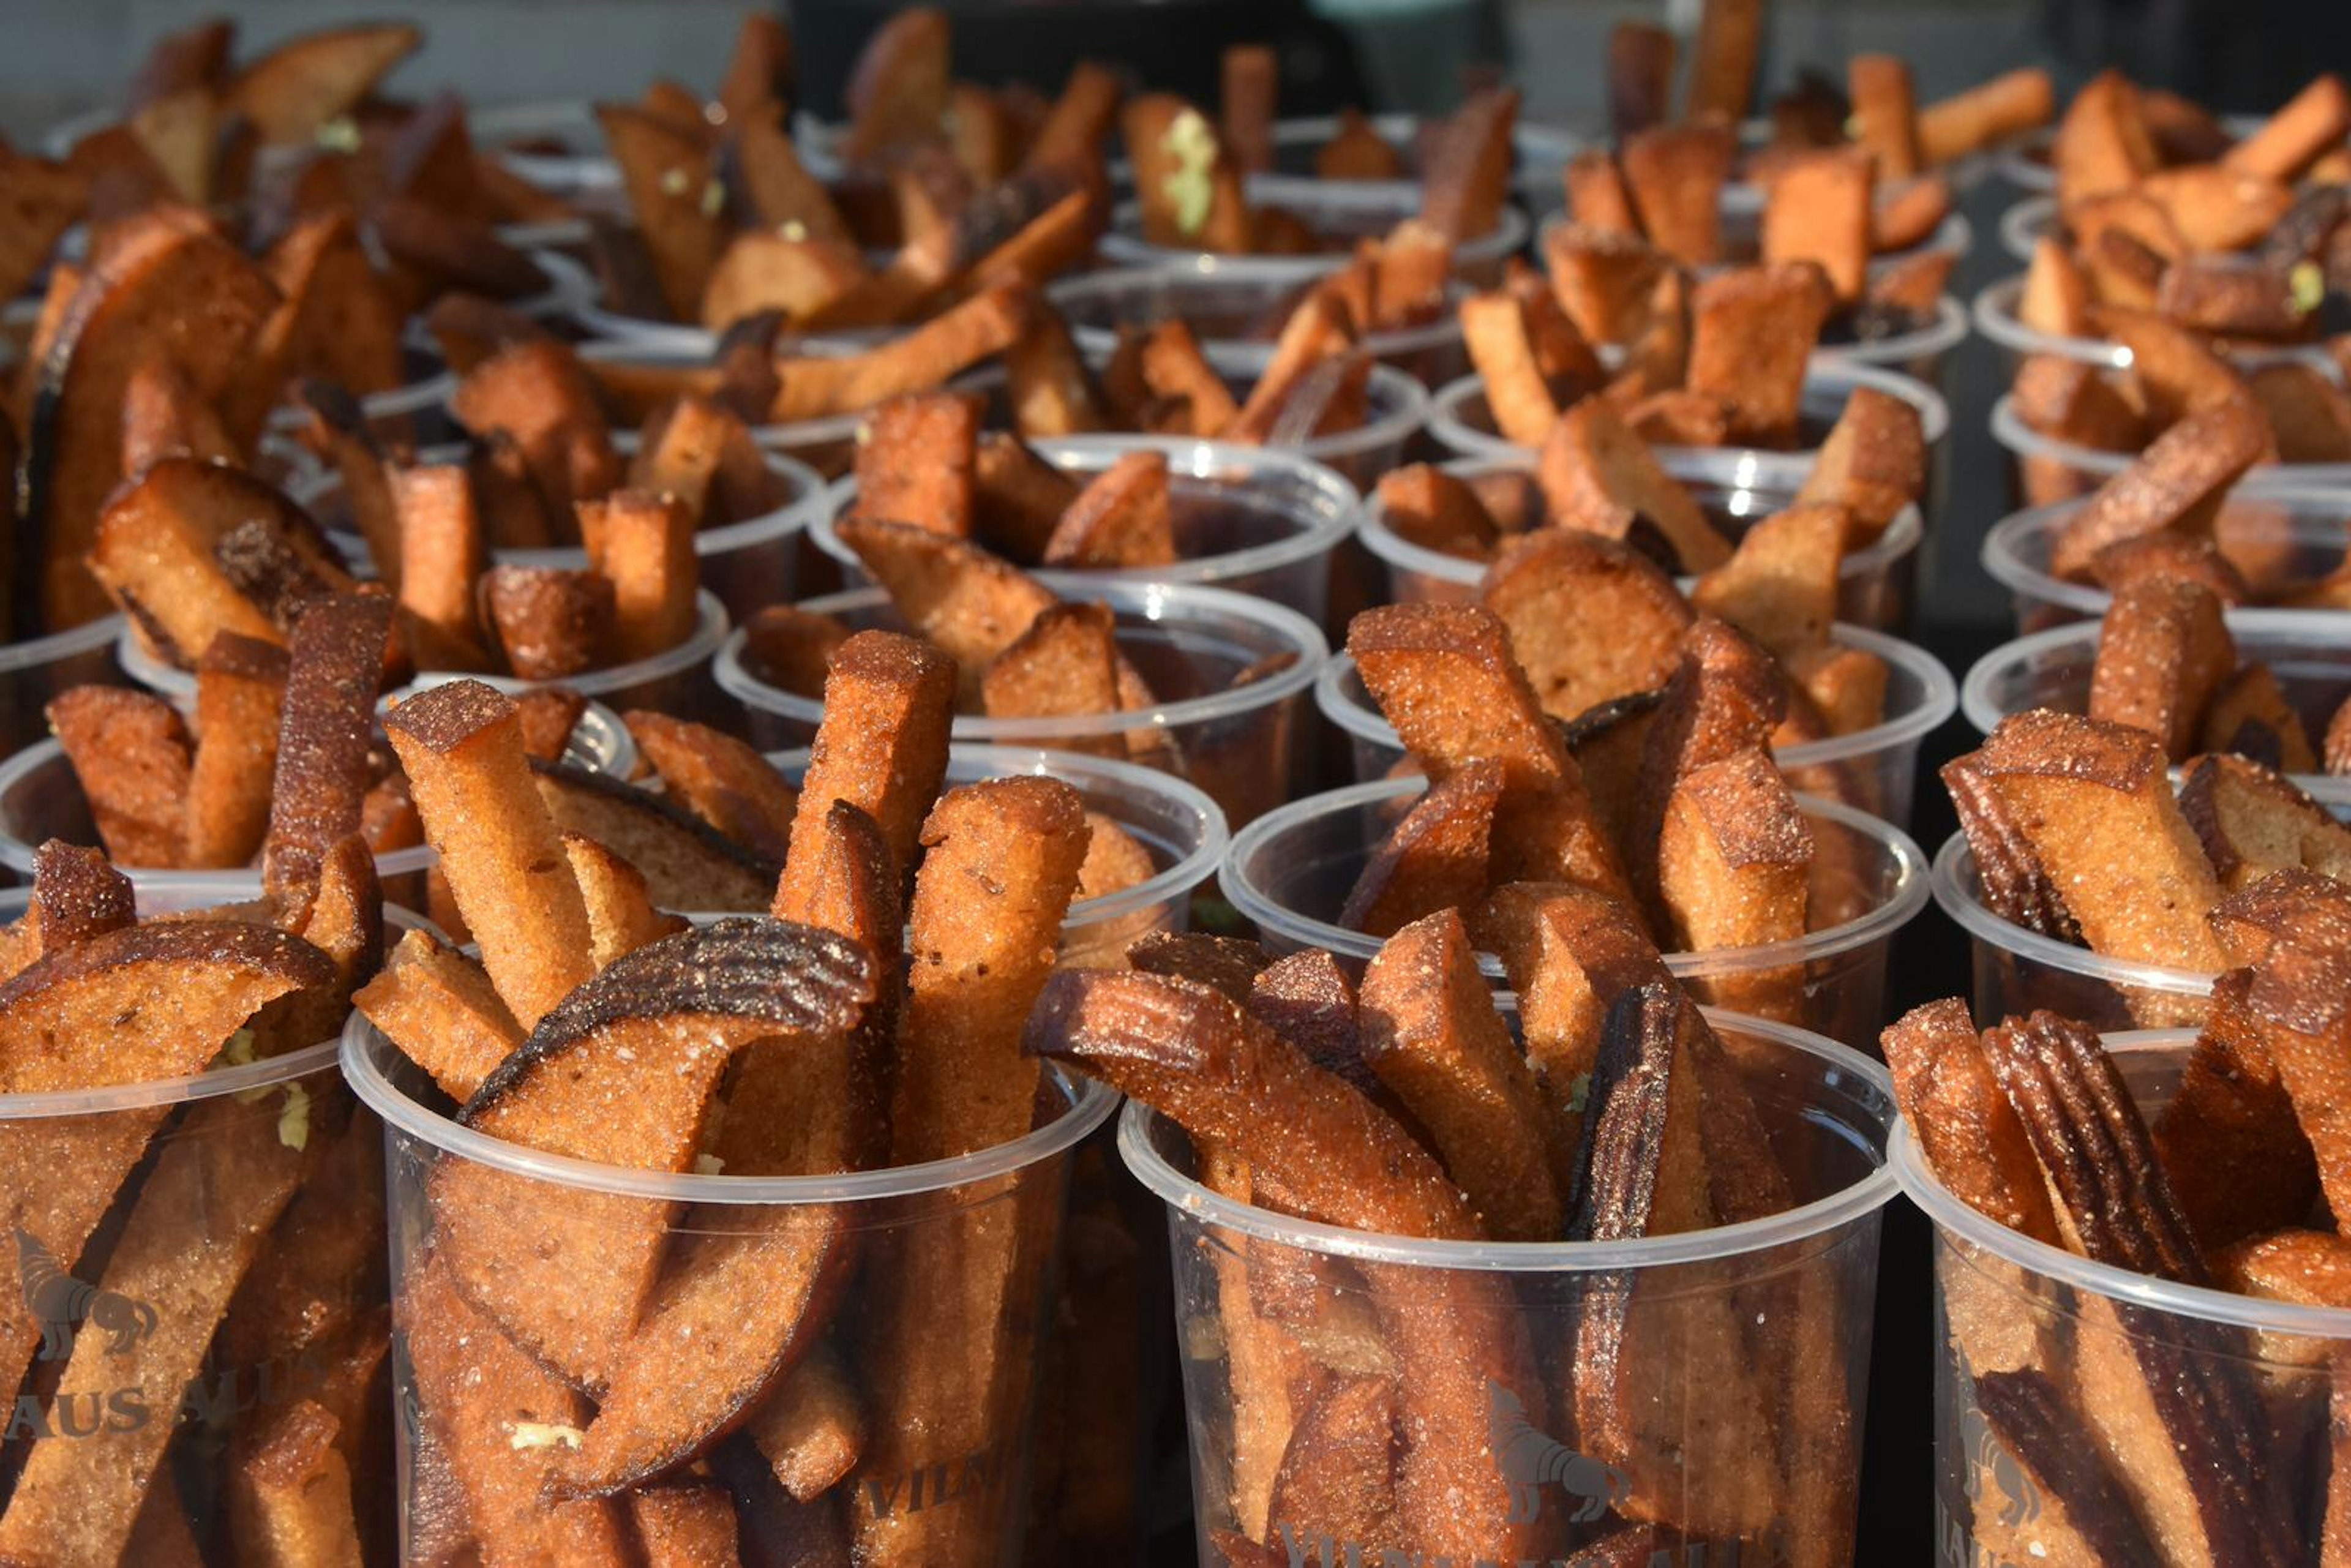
xmin=793 ymin=0 xmax=1370 ymax=120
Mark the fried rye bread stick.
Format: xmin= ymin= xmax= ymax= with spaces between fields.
xmin=1024 ymin=968 xmax=1546 ymax=1563
xmin=852 ymin=778 xmax=1091 ymax=1568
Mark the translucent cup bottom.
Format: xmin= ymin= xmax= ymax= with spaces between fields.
xmin=1901 ymin=1034 xmax=2351 ymax=1566
xmin=1221 ymin=777 xmax=1929 ymax=1048
xmin=1813 ymin=294 xmax=1970 ymax=396
xmin=1124 ymin=1008 xmax=1897 ymax=1566
xmin=0 ymin=1022 xmax=381 ymax=1561
xmin=1313 ymin=624 xmax=1956 ymax=830
xmin=346 ymin=1015 xmax=1116 ymax=1568
xmin=0 ymin=615 xmax=127 ymax=757
xmin=1960 ymin=607 xmax=2351 ymax=810
xmin=714 ymin=579 xmax=1328 ymax=828
xmin=1981 ymin=486 xmax=2351 ymax=634
xmin=1354 ymin=450 xmax=1925 ymax=634
xmin=761 ymin=744 xmax=1229 ymax=968
xmin=811 ymin=434 xmax=1362 ymax=629
xmin=1930 ymin=833 xmax=2216 ymax=1031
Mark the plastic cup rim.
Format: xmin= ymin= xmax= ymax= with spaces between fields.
xmin=1425 ymin=358 xmax=1952 ymax=462
xmin=1224 ymin=775 xmax=1929 ymax=976
xmin=1928 ymin=831 xmax=2215 ymax=996
xmin=1959 ymin=609 xmax=2351 ymax=772
xmin=715 ymin=577 xmax=1327 ymax=740
xmin=1987 ymin=392 xmax=2351 ymax=488
xmin=0 ymin=612 xmax=125 ymax=673
xmin=1314 ymin=622 xmax=1954 ymax=771
xmin=809 ymin=432 xmax=1363 ymax=589
xmin=1895 ymin=1030 xmax=2351 ymax=1338
xmin=1046 ymin=266 xmax=1469 ymax=362
xmin=117 ymin=591 xmax=730 ymax=705
xmin=1973 ymin=274 xmax=2346 ymax=379
xmin=1352 ymin=448 xmax=1927 ymax=599
xmin=1119 ymin=1005 xmax=1897 ymax=1272
xmin=342 ymin=1012 xmax=1117 ymax=1205
xmin=761 ymin=741 xmax=1228 ymax=929
xmin=1099 ymin=192 xmax=1531 ymax=277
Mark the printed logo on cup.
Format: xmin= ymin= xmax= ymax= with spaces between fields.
xmin=858 ymin=1442 xmax=1006 ymax=1521
xmin=17 ymin=1228 xmax=157 ymax=1363
xmin=6 ymin=1226 xmax=328 ymax=1444
xmin=1267 ymin=1379 xmax=1776 ymax=1567
xmin=1934 ymin=1399 xmax=2045 ymax=1568
xmin=1487 ymin=1378 xmax=1629 ymax=1523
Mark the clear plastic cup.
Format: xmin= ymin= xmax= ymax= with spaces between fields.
xmin=763 ymin=742 xmax=1228 ymax=967
xmin=1813 ymin=293 xmax=1970 ymax=392
xmin=1096 ymin=181 xmax=1531 ymax=288
xmin=0 ymin=880 xmax=419 ymax=1566
xmin=1929 ymin=833 xmax=2218 ymax=1030
xmin=1222 ymin=777 xmax=1928 ymax=1046
xmin=1960 ymin=607 xmax=2351 ymax=809
xmin=120 ymin=590 xmax=732 ymax=723
xmin=343 ymin=1011 xmax=1117 ymax=1568
xmin=810 ymin=434 xmax=1360 ymax=625
xmin=294 ymin=435 xmax=829 ymax=625
xmin=1534 ymin=208 xmax=1974 ymax=293
xmin=0 ymin=615 xmax=128 ymax=756
xmin=470 ymin=98 xmax=620 ymax=195
xmin=1424 ymin=359 xmax=1954 ymax=498
xmin=572 ymin=339 xmax=1003 ymax=479
xmin=1995 ymin=192 xmax=2057 ymax=265
xmin=1048 ymin=266 xmax=1471 ymax=386
xmin=1971 ymin=273 xmax=2346 ymax=383
xmin=0 ymin=699 xmax=632 ymax=903
xmin=1353 ymin=449 xmax=1927 ymax=632
xmin=1979 ymin=486 xmax=2351 ymax=633
xmin=1125 ymin=1005 xmax=1897 ymax=1566
xmin=1897 ymin=1030 xmax=2351 ymax=1566
xmin=1987 ymin=389 xmax=2351 ymax=509
xmin=713 ymin=578 xmax=1327 ymax=827
xmin=1313 ymin=623 xmax=1954 ymax=827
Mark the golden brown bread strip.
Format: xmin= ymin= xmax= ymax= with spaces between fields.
xmin=2047 ymin=401 xmax=2271 ymax=583
xmin=352 ymin=928 xmax=523 ymax=1103
xmin=47 ymin=685 xmax=192 ymax=866
xmin=2155 ymin=967 xmax=2322 ymax=1257
xmin=1339 ymin=760 xmax=1504 ymax=940
xmin=2087 ymin=576 xmax=2237 ymax=762
xmin=1535 ymin=396 xmax=1731 ymax=572
xmin=1761 ymin=148 xmax=1873 ymax=304
xmin=1347 ymin=603 xmax=1632 ymax=901
xmin=624 ymin=710 xmax=800 ymax=866
xmin=1982 ymin=1011 xmax=2302 ymax=1566
xmin=1684 ymin=263 xmax=1833 ymax=449
xmin=2180 ymin=754 xmax=2351 ymax=892
xmin=1965 ymin=710 xmax=2227 ymax=980
xmin=1792 ymin=384 xmax=1926 ymax=542
xmin=779 ymin=628 xmax=956 ymax=891
xmin=1358 ymin=908 xmax=1562 ymax=1242
xmin=388 ymin=681 xmax=597 ymax=1012
xmin=1689 ymin=502 xmax=1848 ymax=659
xmin=851 ymin=392 xmax=981 ymax=539
xmin=834 ymin=517 xmax=1059 ymax=682
xmin=1654 ymin=748 xmax=1812 ymax=1024
xmin=891 ymin=776 xmax=1092 ymax=1160
xmin=1024 ymin=968 xmax=1542 ymax=1561
xmin=1479 ymin=528 xmax=1691 ymax=722
xmin=1565 ymin=985 xmax=1780 ymax=1539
